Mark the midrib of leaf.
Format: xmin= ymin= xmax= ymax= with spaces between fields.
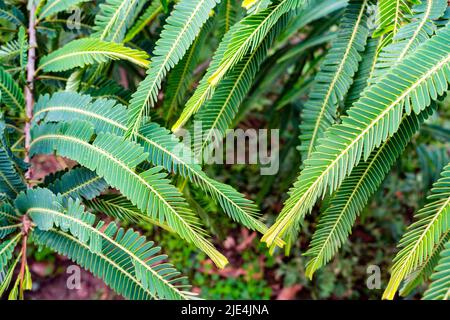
xmin=40 ymin=228 xmax=157 ymax=299
xmin=200 ymin=45 xmax=260 ymax=153
xmin=397 ymin=0 xmax=433 ymax=62
xmin=129 ymin=0 xmax=207 ymax=137
xmin=33 ymin=106 xmax=265 ymax=233
xmin=27 ymin=207 xmax=186 ymax=299
xmin=306 ymin=132 xmax=392 ymax=275
xmin=0 ymin=167 xmax=19 ymax=195
xmin=210 ymin=0 xmax=291 ymax=84
xmin=384 ymin=196 xmax=450 ymax=299
xmin=98 ymin=0 xmax=133 ymax=40
xmin=0 ymin=224 xmax=21 ymax=232
xmin=0 ymin=80 xmax=22 ymax=111
xmin=39 ymin=0 xmax=63 ymax=18
xmin=0 ymin=209 xmax=20 ymax=221
xmin=108 ymin=0 xmax=139 ymax=42
xmin=38 ymin=49 xmax=149 ymax=70
xmin=30 ymin=133 xmax=225 ymax=267
xmin=60 ymin=176 xmax=105 ymax=197
xmin=0 ymin=233 xmax=21 ymax=256
xmin=264 ymin=52 xmax=450 ymax=245
xmin=305 ymin=0 xmax=368 ymax=159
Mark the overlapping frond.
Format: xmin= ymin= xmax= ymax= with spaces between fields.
xmin=38 ymin=0 xmax=90 ymax=19
xmin=374 ymin=0 xmax=419 ymax=38
xmin=18 ymin=188 xmax=193 ymax=300
xmin=48 ymin=167 xmax=108 ymax=200
xmin=172 ymin=0 xmax=303 ymax=130
xmin=124 ymin=0 xmax=163 ymax=43
xmin=0 ymin=233 xmax=21 ymax=269
xmin=0 ymin=66 xmax=24 ymax=114
xmin=126 ymin=0 xmax=220 ymax=138
xmin=38 ymin=38 xmax=150 ymax=73
xmin=383 ymin=162 xmax=450 ymax=299
xmin=372 ymin=0 xmax=448 ymax=82
xmin=208 ymin=0 xmax=305 ymax=87
xmin=305 ymin=108 xmax=434 ymax=278
xmin=29 ymin=120 xmax=227 ymax=268
xmin=86 ymin=194 xmax=174 ymax=231
xmin=32 ymin=92 xmax=274 ymax=243
xmin=262 ymin=23 xmax=450 ymax=246
xmin=0 ymin=144 xmax=26 ymax=199
xmin=400 ymin=230 xmax=450 ymax=296
xmin=299 ymin=0 xmax=371 ymax=160
xmin=422 ymin=240 xmax=450 ymax=300
xmin=92 ymin=0 xmax=144 ymax=43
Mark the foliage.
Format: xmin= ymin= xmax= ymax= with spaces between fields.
xmin=0 ymin=0 xmax=449 ymax=300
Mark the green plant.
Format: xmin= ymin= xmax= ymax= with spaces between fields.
xmin=0 ymin=0 xmax=449 ymax=301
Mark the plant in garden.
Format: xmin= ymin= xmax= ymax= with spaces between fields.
xmin=0 ymin=0 xmax=449 ymax=300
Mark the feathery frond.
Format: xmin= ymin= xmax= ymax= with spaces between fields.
xmin=124 ymin=0 xmax=163 ymax=43
xmin=374 ymin=0 xmax=419 ymax=38
xmin=262 ymin=23 xmax=450 ymax=246
xmin=422 ymin=240 xmax=450 ymax=300
xmin=29 ymin=121 xmax=228 ymax=268
xmin=305 ymin=107 xmax=434 ymax=278
xmin=383 ymin=162 xmax=450 ymax=299
xmin=38 ymin=0 xmax=90 ymax=20
xmin=0 ymin=66 xmax=25 ymax=114
xmin=299 ymin=0 xmax=371 ymax=160
xmin=92 ymin=0 xmax=144 ymax=43
xmin=126 ymin=0 xmax=220 ymax=138
xmin=37 ymin=38 xmax=150 ymax=73
xmin=19 ymin=188 xmax=194 ymax=300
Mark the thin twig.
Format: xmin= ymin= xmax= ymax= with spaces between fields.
xmin=24 ymin=2 xmax=37 ymax=182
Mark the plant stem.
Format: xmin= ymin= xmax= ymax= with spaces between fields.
xmin=24 ymin=2 xmax=37 ymax=181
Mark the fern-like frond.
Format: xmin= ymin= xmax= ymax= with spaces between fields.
xmin=299 ymin=0 xmax=371 ymax=160
xmin=172 ymin=0 xmax=303 ymax=130
xmin=0 ymin=233 xmax=21 ymax=270
xmin=86 ymin=194 xmax=174 ymax=232
xmin=305 ymin=108 xmax=434 ymax=278
xmin=126 ymin=0 xmax=220 ymax=138
xmin=48 ymin=166 xmax=108 ymax=200
xmin=0 ymin=66 xmax=24 ymax=115
xmin=372 ymin=0 xmax=448 ymax=83
xmin=37 ymin=38 xmax=150 ymax=73
xmin=92 ymin=0 xmax=144 ymax=43
xmin=0 ymin=1 xmax=24 ymax=26
xmin=38 ymin=0 xmax=90 ymax=19
xmin=163 ymin=21 xmax=211 ymax=123
xmin=0 ymin=40 xmax=21 ymax=63
xmin=124 ymin=0 xmax=163 ymax=43
xmin=0 ymin=213 xmax=21 ymax=239
xmin=208 ymin=0 xmax=305 ymax=87
xmin=0 ymin=146 xmax=26 ymax=199
xmin=29 ymin=121 xmax=228 ymax=268
xmin=32 ymin=92 xmax=275 ymax=244
xmin=217 ymin=0 xmax=239 ymax=38
xmin=194 ymin=17 xmax=282 ymax=157
xmin=374 ymin=0 xmax=419 ymax=38
xmin=262 ymin=23 xmax=450 ymax=246
xmin=383 ymin=162 xmax=450 ymax=299
xmin=422 ymin=240 xmax=450 ymax=300
xmin=20 ymin=189 xmax=193 ymax=300
xmin=400 ymin=230 xmax=450 ymax=296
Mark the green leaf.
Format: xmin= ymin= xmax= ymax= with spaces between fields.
xmin=0 ymin=233 xmax=21 ymax=270
xmin=124 ymin=0 xmax=164 ymax=43
xmin=126 ymin=0 xmax=220 ymax=138
xmin=39 ymin=0 xmax=90 ymax=19
xmin=383 ymin=162 xmax=450 ymax=299
xmin=30 ymin=121 xmax=228 ymax=268
xmin=299 ymin=0 xmax=371 ymax=160
xmin=93 ymin=0 xmax=145 ymax=43
xmin=262 ymin=23 xmax=450 ymax=246
xmin=422 ymin=240 xmax=450 ymax=300
xmin=21 ymin=189 xmax=194 ymax=300
xmin=37 ymin=38 xmax=150 ymax=73
xmin=0 ymin=66 xmax=25 ymax=115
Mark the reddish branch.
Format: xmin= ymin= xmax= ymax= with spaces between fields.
xmin=24 ymin=2 xmax=37 ymax=181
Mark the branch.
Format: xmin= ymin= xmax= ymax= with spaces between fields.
xmin=24 ymin=2 xmax=37 ymax=181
